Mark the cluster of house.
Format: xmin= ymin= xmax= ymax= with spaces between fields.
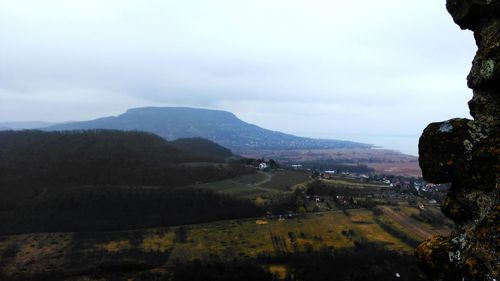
xmin=387 ymin=178 xmax=447 ymax=193
xmin=317 ymin=170 xmax=370 ymax=180
xmin=358 ymin=174 xmax=449 ymax=193
xmin=311 ymin=169 xmax=448 ymax=194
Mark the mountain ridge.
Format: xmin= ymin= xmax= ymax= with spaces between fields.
xmin=45 ymin=107 xmax=372 ymax=151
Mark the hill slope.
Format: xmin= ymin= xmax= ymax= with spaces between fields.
xmin=170 ymin=137 xmax=233 ymax=160
xmin=0 ymin=130 xmax=240 ymax=187
xmin=0 ymin=130 xmax=261 ymax=234
xmin=46 ymin=107 xmax=371 ymax=150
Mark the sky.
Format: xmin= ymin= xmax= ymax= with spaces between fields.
xmin=0 ymin=0 xmax=476 ymax=155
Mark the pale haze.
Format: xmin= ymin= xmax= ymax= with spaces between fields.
xmin=0 ymin=0 xmax=476 ymax=155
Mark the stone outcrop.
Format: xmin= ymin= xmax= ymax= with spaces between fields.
xmin=416 ymin=1 xmax=499 ymax=280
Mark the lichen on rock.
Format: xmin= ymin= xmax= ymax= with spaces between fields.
xmin=416 ymin=1 xmax=499 ymax=280
xmin=415 ymin=236 xmax=462 ymax=281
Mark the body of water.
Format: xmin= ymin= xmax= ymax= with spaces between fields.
xmin=339 ymin=135 xmax=419 ymax=156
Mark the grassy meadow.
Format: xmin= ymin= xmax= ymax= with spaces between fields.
xmin=189 ymin=169 xmax=311 ymax=201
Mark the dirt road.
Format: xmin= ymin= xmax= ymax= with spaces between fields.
xmin=249 ymin=171 xmax=273 ymax=187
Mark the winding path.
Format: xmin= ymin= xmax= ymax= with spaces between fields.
xmin=248 ymin=171 xmax=273 ymax=187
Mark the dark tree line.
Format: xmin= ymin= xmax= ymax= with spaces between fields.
xmin=170 ymin=259 xmax=276 ymax=281
xmin=0 ymin=185 xmax=264 ymax=234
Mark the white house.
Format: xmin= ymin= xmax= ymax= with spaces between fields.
xmin=258 ymin=162 xmax=268 ymax=170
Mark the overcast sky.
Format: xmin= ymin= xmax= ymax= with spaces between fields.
xmin=0 ymin=0 xmax=476 ymax=155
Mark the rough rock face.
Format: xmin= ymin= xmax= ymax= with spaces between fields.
xmin=416 ymin=1 xmax=499 ymax=280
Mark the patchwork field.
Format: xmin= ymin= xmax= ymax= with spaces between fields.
xmin=0 ymin=206 xmax=451 ymax=280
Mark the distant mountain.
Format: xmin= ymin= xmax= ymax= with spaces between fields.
xmin=0 ymin=121 xmax=57 ymax=130
xmin=46 ymin=107 xmax=371 ymax=150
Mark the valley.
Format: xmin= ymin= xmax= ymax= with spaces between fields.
xmin=3 ymin=0 xmax=494 ymax=277
xmin=0 ymin=125 xmax=444 ymax=281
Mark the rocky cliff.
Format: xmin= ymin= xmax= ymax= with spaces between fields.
xmin=415 ymin=1 xmax=499 ymax=280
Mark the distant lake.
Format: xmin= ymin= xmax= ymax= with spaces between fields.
xmin=337 ymin=135 xmax=419 ymax=156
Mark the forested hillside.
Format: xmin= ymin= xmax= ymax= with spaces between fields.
xmin=0 ymin=130 xmax=262 ymax=234
xmin=0 ymin=130 xmax=242 ymax=186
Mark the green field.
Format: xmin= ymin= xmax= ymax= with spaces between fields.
xmin=189 ymin=170 xmax=311 ymax=200
xmin=321 ymin=177 xmax=388 ymax=189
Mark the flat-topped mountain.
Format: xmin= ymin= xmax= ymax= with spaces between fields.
xmin=46 ymin=107 xmax=371 ymax=150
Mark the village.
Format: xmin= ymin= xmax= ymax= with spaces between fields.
xmin=250 ymin=159 xmax=449 ymax=225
